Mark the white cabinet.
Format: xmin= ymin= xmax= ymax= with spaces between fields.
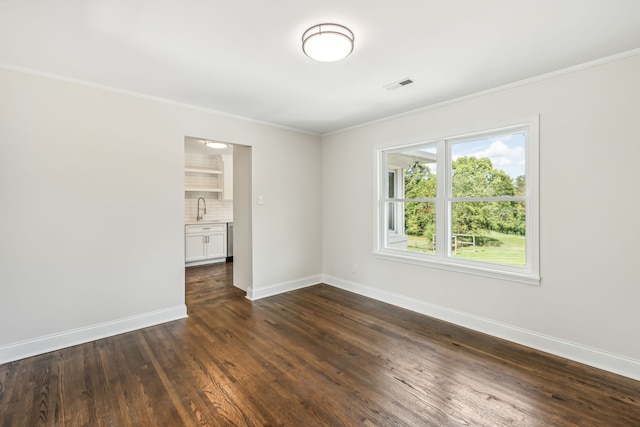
xmin=185 ymin=233 xmax=207 ymax=261
xmin=185 ymin=223 xmax=227 ymax=265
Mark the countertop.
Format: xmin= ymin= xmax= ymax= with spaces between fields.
xmin=185 ymin=220 xmax=232 ymax=226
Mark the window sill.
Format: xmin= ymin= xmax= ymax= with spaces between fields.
xmin=373 ymin=250 xmax=541 ymax=286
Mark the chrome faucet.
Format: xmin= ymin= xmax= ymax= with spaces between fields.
xmin=196 ymin=197 xmax=207 ymax=221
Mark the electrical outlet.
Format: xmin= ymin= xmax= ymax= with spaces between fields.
xmin=352 ymin=263 xmax=358 ymax=275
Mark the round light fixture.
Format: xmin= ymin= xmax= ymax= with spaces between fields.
xmin=204 ymin=141 xmax=228 ymax=149
xmin=302 ymin=23 xmax=354 ymax=62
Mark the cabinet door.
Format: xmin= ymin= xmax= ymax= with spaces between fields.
xmin=185 ymin=234 xmax=207 ymax=262
xmin=205 ymin=231 xmax=226 ymax=259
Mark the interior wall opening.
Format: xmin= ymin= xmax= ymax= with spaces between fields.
xmin=183 ymin=136 xmax=252 ymax=303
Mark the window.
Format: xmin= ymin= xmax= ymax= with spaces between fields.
xmin=376 ymin=117 xmax=539 ymax=285
xmin=387 ymin=171 xmax=396 ymax=231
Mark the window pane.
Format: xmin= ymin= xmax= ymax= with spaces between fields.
xmin=385 ymin=201 xmax=405 ymax=249
xmin=385 ymin=201 xmax=437 ymax=254
xmin=388 ymin=146 xmax=438 ymax=197
xmin=451 ymin=201 xmax=526 ymax=266
xmin=451 ymin=132 xmax=525 ymax=197
xmin=387 ymin=172 xmax=396 ymax=231
xmin=405 ymin=201 xmax=436 ymax=254
xmin=388 ymin=171 xmax=395 ymax=198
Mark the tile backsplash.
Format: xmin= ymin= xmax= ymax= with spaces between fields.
xmin=185 ymin=152 xmax=233 ymax=223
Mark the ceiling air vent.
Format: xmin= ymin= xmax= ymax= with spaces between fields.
xmin=384 ymin=78 xmax=414 ymax=91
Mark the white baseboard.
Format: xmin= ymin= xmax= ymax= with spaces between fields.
xmin=323 ymin=275 xmax=640 ymax=381
xmin=0 ymin=305 xmax=187 ymax=364
xmin=246 ymin=275 xmax=322 ymax=300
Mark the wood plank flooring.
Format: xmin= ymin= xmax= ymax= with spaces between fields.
xmin=1 ymin=262 xmax=639 ymax=426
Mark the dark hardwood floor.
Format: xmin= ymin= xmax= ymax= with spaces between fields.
xmin=1 ymin=263 xmax=639 ymax=426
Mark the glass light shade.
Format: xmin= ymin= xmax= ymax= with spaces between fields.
xmin=204 ymin=141 xmax=228 ymax=149
xmin=302 ymin=23 xmax=354 ymax=62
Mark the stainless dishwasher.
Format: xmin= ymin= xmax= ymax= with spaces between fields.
xmin=226 ymin=222 xmax=233 ymax=262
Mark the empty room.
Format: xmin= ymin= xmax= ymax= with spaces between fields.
xmin=1 ymin=1 xmax=639 ymax=426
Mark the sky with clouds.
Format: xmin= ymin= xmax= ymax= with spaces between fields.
xmin=452 ymin=132 xmax=525 ymax=179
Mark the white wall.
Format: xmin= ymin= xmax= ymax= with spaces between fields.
xmin=0 ymin=68 xmax=322 ymax=361
xmin=232 ymin=144 xmax=253 ymax=292
xmin=322 ymin=54 xmax=640 ymax=379
xmin=247 ymin=125 xmax=324 ymax=298
xmin=184 ymin=152 xmax=233 ymax=223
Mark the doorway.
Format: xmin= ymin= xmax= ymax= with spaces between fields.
xmin=183 ymin=136 xmax=252 ymax=304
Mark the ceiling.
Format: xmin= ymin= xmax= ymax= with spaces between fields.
xmin=1 ymin=1 xmax=639 ymax=135
xmin=185 ymin=136 xmax=233 ymax=155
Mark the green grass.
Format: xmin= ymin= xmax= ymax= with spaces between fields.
xmin=407 ymin=230 xmax=525 ymax=266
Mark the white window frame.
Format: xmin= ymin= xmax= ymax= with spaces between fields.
xmin=387 ymin=169 xmax=404 ymax=233
xmin=375 ymin=116 xmax=540 ymax=286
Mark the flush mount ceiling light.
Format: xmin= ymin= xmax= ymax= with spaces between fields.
xmin=302 ymin=23 xmax=354 ymax=62
xmin=204 ymin=141 xmax=228 ymax=149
